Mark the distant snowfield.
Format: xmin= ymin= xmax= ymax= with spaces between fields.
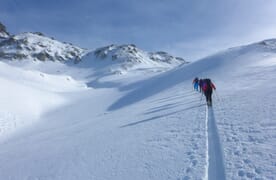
xmin=0 ymin=41 xmax=276 ymax=180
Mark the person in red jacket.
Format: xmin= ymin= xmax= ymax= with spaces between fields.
xmin=202 ymin=78 xmax=216 ymax=106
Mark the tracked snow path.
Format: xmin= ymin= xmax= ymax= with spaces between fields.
xmin=206 ymin=106 xmax=226 ymax=180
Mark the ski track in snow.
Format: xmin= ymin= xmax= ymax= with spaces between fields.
xmin=206 ymin=106 xmax=226 ymax=180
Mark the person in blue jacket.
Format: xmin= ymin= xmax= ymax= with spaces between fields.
xmin=192 ymin=77 xmax=199 ymax=91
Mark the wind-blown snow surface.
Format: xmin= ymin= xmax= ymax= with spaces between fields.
xmin=0 ymin=40 xmax=276 ymax=180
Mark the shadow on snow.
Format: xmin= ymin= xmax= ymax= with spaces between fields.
xmin=120 ymin=104 xmax=204 ymax=128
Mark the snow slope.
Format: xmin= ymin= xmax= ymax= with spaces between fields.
xmin=0 ymin=61 xmax=86 ymax=140
xmin=0 ymin=39 xmax=275 ymax=180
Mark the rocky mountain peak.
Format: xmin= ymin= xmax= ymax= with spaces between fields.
xmin=0 ymin=22 xmax=10 ymax=39
xmin=93 ymin=44 xmax=187 ymax=64
xmin=0 ymin=31 xmax=85 ymax=62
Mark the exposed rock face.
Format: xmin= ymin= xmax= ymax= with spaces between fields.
xmin=0 ymin=22 xmax=10 ymax=39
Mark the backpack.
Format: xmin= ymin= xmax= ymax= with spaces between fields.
xmin=205 ymin=79 xmax=212 ymax=91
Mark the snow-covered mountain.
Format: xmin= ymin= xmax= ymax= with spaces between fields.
xmin=0 ymin=22 xmax=275 ymax=180
xmin=0 ymin=22 xmax=187 ymax=77
xmin=92 ymin=44 xmax=185 ymax=65
xmin=0 ymin=32 xmax=85 ymax=62
xmin=80 ymin=44 xmax=187 ymax=75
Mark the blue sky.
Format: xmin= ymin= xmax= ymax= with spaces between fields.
xmin=1 ymin=0 xmax=276 ymax=61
